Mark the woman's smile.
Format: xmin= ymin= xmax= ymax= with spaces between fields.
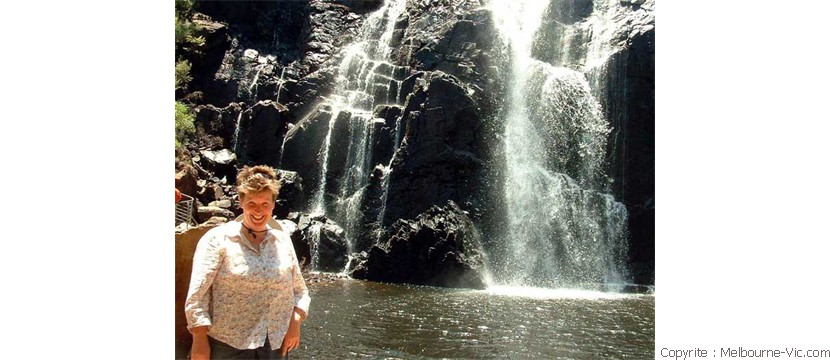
xmin=241 ymin=190 xmax=276 ymax=231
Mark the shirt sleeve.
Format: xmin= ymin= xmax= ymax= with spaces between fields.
xmin=288 ymin=240 xmax=311 ymax=317
xmin=184 ymin=229 xmax=224 ymax=330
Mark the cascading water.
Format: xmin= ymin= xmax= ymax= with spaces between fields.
xmin=308 ymin=222 xmax=322 ymax=270
xmin=275 ymin=66 xmax=287 ymax=105
xmin=307 ymin=0 xmax=410 ymax=264
xmin=490 ymin=0 xmax=630 ymax=290
xmin=374 ymin=112 xmax=404 ymax=238
xmin=232 ymin=111 xmax=244 ymax=150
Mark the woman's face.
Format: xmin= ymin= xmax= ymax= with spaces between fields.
xmin=240 ymin=190 xmax=275 ymax=230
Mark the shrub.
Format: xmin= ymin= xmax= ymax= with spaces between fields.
xmin=175 ymin=101 xmax=196 ymax=149
xmin=175 ymin=0 xmax=205 ymax=52
xmin=175 ymin=60 xmax=192 ymax=92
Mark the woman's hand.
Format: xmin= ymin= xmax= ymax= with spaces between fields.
xmin=190 ymin=326 xmax=210 ymax=360
xmin=280 ymin=309 xmax=304 ymax=356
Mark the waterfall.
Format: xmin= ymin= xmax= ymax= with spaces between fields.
xmin=232 ymin=110 xmax=244 ymax=150
xmin=248 ymin=64 xmax=264 ymax=95
xmin=311 ymin=110 xmax=336 ymax=215
xmin=308 ymin=0 xmax=409 ymax=256
xmin=490 ymin=0 xmax=630 ymax=290
xmin=308 ymin=222 xmax=322 ymax=271
xmin=276 ymin=66 xmax=286 ymax=105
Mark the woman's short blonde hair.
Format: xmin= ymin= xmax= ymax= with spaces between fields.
xmin=236 ymin=165 xmax=281 ymax=201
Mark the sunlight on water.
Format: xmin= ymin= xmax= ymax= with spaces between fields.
xmin=297 ymin=279 xmax=655 ymax=359
xmin=485 ymin=285 xmax=631 ymax=300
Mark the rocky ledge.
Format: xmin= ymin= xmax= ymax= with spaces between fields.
xmin=349 ymin=201 xmax=487 ymax=289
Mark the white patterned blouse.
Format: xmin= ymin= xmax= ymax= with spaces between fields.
xmin=184 ymin=220 xmax=310 ymax=350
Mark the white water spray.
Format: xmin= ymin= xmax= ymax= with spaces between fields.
xmin=305 ymin=0 xmax=410 ymax=262
xmin=490 ymin=0 xmax=629 ymax=289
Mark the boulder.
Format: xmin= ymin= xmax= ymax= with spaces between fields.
xmin=287 ymin=218 xmax=309 ymax=269
xmin=402 ymin=4 xmax=497 ymax=83
xmin=198 ymin=148 xmax=237 ymax=181
xmin=175 ymin=159 xmax=199 ymax=199
xmin=196 ymin=183 xmax=219 ymax=206
xmin=274 ymin=170 xmax=305 ymax=218
xmin=348 ymin=165 xmax=386 ymax=253
xmin=203 ymin=216 xmax=229 ymax=227
xmin=292 ymin=214 xmax=348 ymax=272
xmin=208 ymin=199 xmax=232 ymax=208
xmin=350 ymin=201 xmax=487 ymax=289
xmin=197 ymin=206 xmax=235 ymax=223
xmin=192 ymin=15 xmax=230 ymax=51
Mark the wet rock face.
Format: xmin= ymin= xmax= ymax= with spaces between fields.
xmin=299 ymin=1 xmax=362 ymax=74
xmin=191 ymin=1 xmax=363 ymax=112
xmin=350 ymin=201 xmax=487 ymax=290
xmin=280 ymin=2 xmax=365 ymax=117
xmin=588 ymin=27 xmax=655 ymax=285
xmin=382 ymin=71 xmax=486 ymax=226
xmin=279 ymin=107 xmax=333 ymax=205
xmin=195 ymin=1 xmax=308 ymax=59
xmin=522 ymin=0 xmax=597 ymax=67
xmin=193 ymin=103 xmax=242 ymax=150
xmin=333 ymin=0 xmax=384 ymax=14
xmin=399 ymin=4 xmax=504 ymax=105
xmin=234 ymin=100 xmax=290 ymax=168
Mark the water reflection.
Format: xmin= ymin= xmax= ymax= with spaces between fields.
xmin=299 ymin=279 xmax=654 ymax=359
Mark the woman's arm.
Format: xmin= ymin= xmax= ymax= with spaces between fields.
xmin=280 ymin=307 xmax=305 ymax=356
xmin=189 ymin=326 xmax=210 ymax=360
xmin=184 ymin=230 xmax=223 ymax=356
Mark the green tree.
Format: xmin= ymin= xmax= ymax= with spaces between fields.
xmin=175 ymin=0 xmax=205 ymax=52
xmin=174 ymin=0 xmax=202 ymax=94
xmin=175 ymin=101 xmax=196 ymax=149
xmin=174 ymin=0 xmax=202 ymax=149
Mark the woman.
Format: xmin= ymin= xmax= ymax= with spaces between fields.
xmin=185 ymin=165 xmax=310 ymax=359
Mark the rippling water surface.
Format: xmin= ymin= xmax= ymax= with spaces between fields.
xmin=296 ymin=279 xmax=654 ymax=359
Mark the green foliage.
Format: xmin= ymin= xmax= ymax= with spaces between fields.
xmin=175 ymin=0 xmax=205 ymax=52
xmin=174 ymin=0 xmax=201 ymax=150
xmin=175 ymin=17 xmax=205 ymax=50
xmin=175 ymin=0 xmax=193 ymax=15
xmin=175 ymin=60 xmax=193 ymax=91
xmin=175 ymin=101 xmax=196 ymax=149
